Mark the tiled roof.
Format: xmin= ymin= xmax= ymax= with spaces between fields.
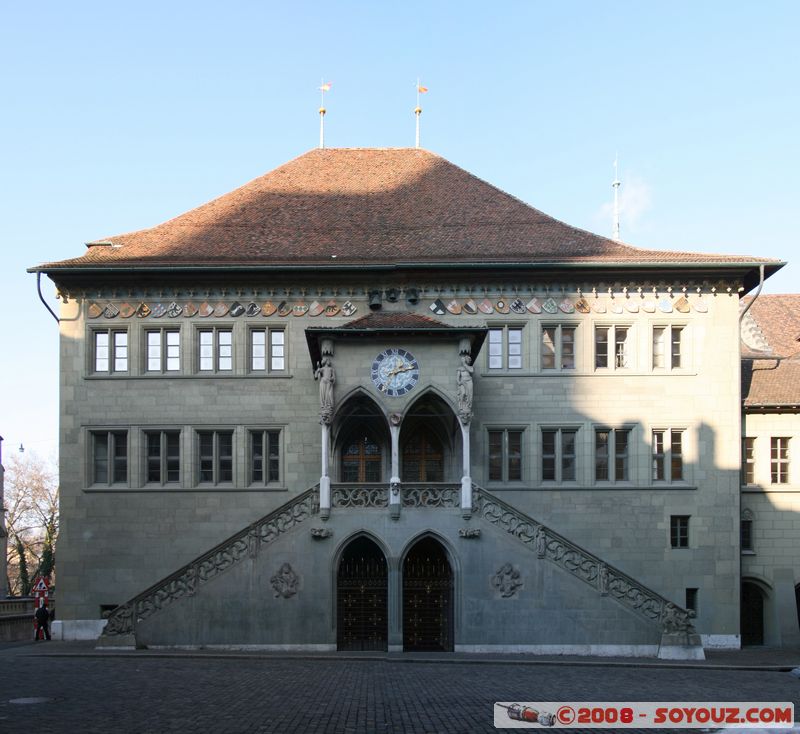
xmin=34 ymin=148 xmax=780 ymax=272
xmin=742 ymin=295 xmax=800 ymax=407
xmin=336 ymin=312 xmax=459 ymax=330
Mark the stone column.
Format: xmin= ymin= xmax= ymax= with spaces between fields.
xmin=389 ymin=417 xmax=401 ymax=520
xmin=460 ymin=421 xmax=472 ymax=518
xmin=387 ymin=557 xmax=402 ymax=651
xmin=320 ymin=423 xmax=331 ymax=520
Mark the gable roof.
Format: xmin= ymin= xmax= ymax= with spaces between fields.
xmin=742 ymin=294 xmax=800 ymax=408
xmin=32 ymin=148 xmax=781 ymax=281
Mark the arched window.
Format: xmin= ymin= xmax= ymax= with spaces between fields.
xmin=402 ymin=428 xmax=444 ymax=482
xmin=341 ymin=433 xmax=382 ymax=482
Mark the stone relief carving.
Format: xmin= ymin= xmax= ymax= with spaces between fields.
xmin=660 ymin=602 xmax=696 ymax=634
xmin=310 ymin=527 xmax=333 ymax=539
xmin=331 ymin=487 xmax=389 ymax=508
xmin=491 ymin=563 xmax=523 ymax=598
xmin=271 ymin=563 xmax=300 ymax=599
xmin=458 ymin=527 xmax=481 ymax=539
xmin=401 ymin=486 xmax=460 ymax=508
xmin=314 ymin=356 xmax=336 ymax=424
xmin=456 ymin=354 xmax=474 ymax=423
xmin=598 ymin=562 xmax=609 ymax=596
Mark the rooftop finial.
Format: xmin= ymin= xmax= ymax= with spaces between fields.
xmin=318 ymin=80 xmax=331 ymax=149
xmin=415 ymin=79 xmax=428 ymax=148
xmin=612 ymin=153 xmax=621 ymax=241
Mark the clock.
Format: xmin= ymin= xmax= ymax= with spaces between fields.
xmin=371 ymin=348 xmax=420 ymax=397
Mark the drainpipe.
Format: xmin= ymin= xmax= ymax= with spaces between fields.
xmin=35 ymin=273 xmax=60 ymax=324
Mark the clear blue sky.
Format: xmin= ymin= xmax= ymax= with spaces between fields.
xmin=2 ymin=1 xmax=798 ymax=461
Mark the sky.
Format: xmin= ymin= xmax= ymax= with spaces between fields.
xmin=1 ymin=1 xmax=798 ymax=464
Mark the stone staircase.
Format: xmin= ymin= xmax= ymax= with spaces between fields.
xmin=96 ymin=482 xmax=701 ymax=657
xmin=97 ymin=486 xmax=319 ymax=647
xmin=472 ymin=485 xmax=703 ymax=659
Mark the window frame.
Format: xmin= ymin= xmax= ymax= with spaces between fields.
xmin=486 ymin=427 xmax=525 ymax=483
xmin=670 ymin=515 xmax=690 ymax=549
xmin=742 ymin=437 xmax=756 ymax=486
xmin=196 ymin=327 xmax=234 ymax=373
xmin=90 ymin=430 xmax=129 ymax=486
xmin=91 ymin=328 xmax=129 ymax=375
xmin=248 ymin=326 xmax=287 ymax=373
xmin=540 ymin=323 xmax=578 ymax=372
xmin=145 ymin=327 xmax=182 ymax=373
xmin=143 ymin=429 xmax=181 ymax=486
xmin=651 ymin=428 xmax=687 ymax=484
xmin=248 ymin=428 xmax=283 ymax=487
xmin=770 ymin=436 xmax=790 ymax=485
xmin=540 ymin=427 xmax=579 ymax=484
xmin=594 ymin=323 xmax=633 ymax=371
xmin=652 ymin=323 xmax=687 ymax=371
xmin=594 ymin=426 xmax=633 ymax=484
xmin=487 ymin=325 xmax=525 ymax=371
xmin=196 ymin=429 xmax=235 ymax=486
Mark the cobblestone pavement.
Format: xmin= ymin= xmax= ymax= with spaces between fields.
xmin=0 ymin=646 xmax=798 ymax=733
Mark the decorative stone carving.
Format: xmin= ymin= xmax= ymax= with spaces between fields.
xmin=271 ymin=563 xmax=299 ymax=598
xmin=402 ymin=486 xmax=460 ymax=508
xmin=660 ymin=602 xmax=696 ymax=634
xmin=598 ymin=562 xmax=608 ymax=596
xmin=534 ymin=526 xmax=546 ymax=558
xmin=310 ymin=527 xmax=333 ymax=539
xmin=458 ymin=527 xmax=481 ymax=539
xmin=331 ymin=487 xmax=389 ymax=508
xmin=101 ymin=487 xmax=318 ymax=637
xmin=491 ymin=563 xmax=523 ymax=598
xmin=456 ymin=355 xmax=474 ymax=424
xmin=314 ymin=356 xmax=336 ymax=425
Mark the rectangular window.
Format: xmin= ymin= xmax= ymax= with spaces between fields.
xmin=595 ymin=325 xmax=630 ymax=369
xmin=542 ymin=428 xmax=578 ymax=483
xmin=541 ymin=325 xmax=576 ymax=371
xmin=595 ymin=428 xmax=630 ymax=482
xmin=487 ymin=428 xmax=524 ymax=482
xmin=146 ymin=329 xmax=181 ymax=372
xmin=145 ymin=430 xmax=180 ymax=484
xmin=197 ymin=430 xmax=234 ymax=484
xmin=250 ymin=429 xmax=281 ymax=485
xmin=94 ymin=330 xmax=128 ymax=373
xmin=198 ymin=329 xmax=233 ymax=372
xmin=685 ymin=588 xmax=698 ymax=612
xmin=653 ymin=325 xmax=684 ymax=370
xmin=652 ymin=429 xmax=685 ymax=483
xmin=250 ymin=328 xmax=286 ymax=372
xmin=488 ymin=327 xmax=523 ymax=370
xmin=92 ymin=431 xmax=128 ymax=485
xmin=670 ymin=515 xmax=689 ymax=548
xmin=771 ymin=437 xmax=789 ymax=484
xmin=740 ymin=518 xmax=753 ymax=551
xmin=742 ymin=437 xmax=756 ymax=485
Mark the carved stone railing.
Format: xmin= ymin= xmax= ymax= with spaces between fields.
xmin=101 ymin=486 xmax=319 ymax=638
xmin=401 ymin=484 xmax=461 ymax=508
xmin=472 ymin=485 xmax=695 ymax=634
xmin=331 ymin=484 xmax=389 ymax=508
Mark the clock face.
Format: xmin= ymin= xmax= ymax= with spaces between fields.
xmin=371 ymin=348 xmax=420 ymax=397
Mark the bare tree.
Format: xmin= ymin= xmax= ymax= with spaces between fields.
xmin=4 ymin=453 xmax=58 ymax=596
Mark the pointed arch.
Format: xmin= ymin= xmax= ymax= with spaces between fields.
xmin=333 ymin=391 xmax=390 ymax=483
xmin=400 ymin=390 xmax=460 ymax=483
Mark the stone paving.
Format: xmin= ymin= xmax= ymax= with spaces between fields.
xmin=0 ymin=643 xmax=798 ymax=733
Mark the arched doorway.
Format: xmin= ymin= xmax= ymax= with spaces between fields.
xmin=402 ymin=427 xmax=444 ymax=482
xmin=337 ymin=536 xmax=388 ymax=651
xmin=741 ymin=581 xmax=765 ymax=646
xmin=402 ymin=536 xmax=454 ymax=651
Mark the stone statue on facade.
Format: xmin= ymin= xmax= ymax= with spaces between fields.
xmin=456 ymin=354 xmax=474 ymax=423
xmin=314 ymin=356 xmax=336 ymax=424
xmin=535 ymin=525 xmax=546 ymax=558
xmin=270 ymin=563 xmax=299 ymax=598
xmin=598 ymin=562 xmax=609 ymax=596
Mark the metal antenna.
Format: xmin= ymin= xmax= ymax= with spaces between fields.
xmin=612 ymin=154 xmax=621 ymax=241
xmin=318 ymin=80 xmax=331 ymax=149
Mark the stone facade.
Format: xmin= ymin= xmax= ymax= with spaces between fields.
xmin=33 ymin=147 xmax=786 ymax=653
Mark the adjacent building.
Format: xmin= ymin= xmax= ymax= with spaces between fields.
xmin=31 ymin=148 xmax=787 ymax=653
